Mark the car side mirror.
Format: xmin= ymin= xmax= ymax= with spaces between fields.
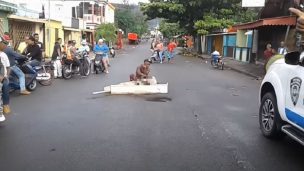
xmin=285 ymin=51 xmax=300 ymax=65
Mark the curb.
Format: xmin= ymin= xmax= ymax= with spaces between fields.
xmin=225 ymin=65 xmax=262 ymax=80
xmin=198 ymin=56 xmax=262 ymax=79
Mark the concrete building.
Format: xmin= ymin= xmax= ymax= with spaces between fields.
xmin=103 ymin=3 xmax=115 ymax=24
xmin=0 ymin=0 xmax=18 ymax=34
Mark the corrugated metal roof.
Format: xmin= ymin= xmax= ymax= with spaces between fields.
xmin=233 ymin=16 xmax=296 ymax=30
xmin=8 ymin=15 xmax=46 ymax=23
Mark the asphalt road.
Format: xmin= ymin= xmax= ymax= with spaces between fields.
xmin=0 ymin=42 xmax=303 ymax=171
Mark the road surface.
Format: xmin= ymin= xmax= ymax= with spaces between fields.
xmin=0 ymin=43 xmax=303 ymax=171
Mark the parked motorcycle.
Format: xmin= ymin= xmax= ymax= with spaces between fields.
xmin=110 ymin=47 xmax=116 ymax=58
xmin=9 ymin=58 xmax=37 ymax=92
xmin=149 ymin=50 xmax=166 ymax=64
xmin=35 ymin=60 xmax=54 ymax=86
xmin=62 ymin=51 xmax=91 ymax=79
xmin=93 ymin=53 xmax=105 ymax=74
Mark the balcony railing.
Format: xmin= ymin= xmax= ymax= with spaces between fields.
xmin=0 ymin=0 xmax=18 ymax=13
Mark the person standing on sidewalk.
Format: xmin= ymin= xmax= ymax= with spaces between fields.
xmin=52 ymin=38 xmax=63 ymax=78
xmin=0 ymin=50 xmax=10 ymax=114
xmin=278 ymin=41 xmax=288 ymax=55
xmin=0 ymin=37 xmax=9 ymax=122
xmin=263 ymin=43 xmax=275 ymax=67
xmin=34 ymin=33 xmax=45 ymax=59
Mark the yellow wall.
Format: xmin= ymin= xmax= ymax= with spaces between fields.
xmin=214 ymin=35 xmax=223 ymax=55
xmin=63 ymin=30 xmax=82 ymax=48
xmin=236 ymin=30 xmax=246 ymax=47
xmin=45 ymin=20 xmax=64 ymax=57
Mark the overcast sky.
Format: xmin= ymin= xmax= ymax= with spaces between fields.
xmin=108 ymin=0 xmax=150 ymax=4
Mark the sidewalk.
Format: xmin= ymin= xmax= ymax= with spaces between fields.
xmin=198 ymin=54 xmax=265 ymax=79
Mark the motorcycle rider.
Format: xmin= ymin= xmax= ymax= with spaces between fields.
xmin=23 ymin=36 xmax=42 ymax=68
xmin=94 ymin=39 xmax=110 ymax=74
xmin=52 ymin=38 xmax=63 ymax=78
xmin=66 ymin=40 xmax=81 ymax=72
xmin=79 ymin=40 xmax=90 ymax=52
xmin=3 ymin=38 xmax=31 ymax=95
xmin=211 ymin=50 xmax=221 ymax=65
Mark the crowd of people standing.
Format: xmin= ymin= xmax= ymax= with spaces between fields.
xmin=0 ymin=30 xmax=112 ymax=122
xmin=150 ymin=38 xmax=177 ymax=64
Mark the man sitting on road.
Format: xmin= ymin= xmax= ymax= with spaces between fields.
xmin=130 ymin=59 xmax=153 ymax=84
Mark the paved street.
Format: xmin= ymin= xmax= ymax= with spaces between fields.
xmin=0 ymin=42 xmax=303 ymax=171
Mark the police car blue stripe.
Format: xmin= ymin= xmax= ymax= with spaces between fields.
xmin=285 ymin=108 xmax=304 ymax=129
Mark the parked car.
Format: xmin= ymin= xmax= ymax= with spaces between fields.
xmin=259 ymin=52 xmax=304 ymax=145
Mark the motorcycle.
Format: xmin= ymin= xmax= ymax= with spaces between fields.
xmin=93 ymin=53 xmax=106 ymax=74
xmin=62 ymin=50 xmax=91 ymax=79
xmin=34 ymin=60 xmax=54 ymax=86
xmin=210 ymin=54 xmax=224 ymax=70
xmin=9 ymin=58 xmax=37 ymax=92
xmin=149 ymin=50 xmax=166 ymax=63
xmin=110 ymin=47 xmax=116 ymax=58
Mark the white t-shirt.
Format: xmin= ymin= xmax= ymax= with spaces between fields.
xmin=212 ymin=51 xmax=220 ymax=56
xmin=0 ymin=52 xmax=10 ymax=77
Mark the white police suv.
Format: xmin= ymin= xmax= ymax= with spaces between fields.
xmin=259 ymin=51 xmax=304 ymax=145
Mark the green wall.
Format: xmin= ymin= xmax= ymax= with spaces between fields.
xmin=0 ymin=11 xmax=9 ymax=32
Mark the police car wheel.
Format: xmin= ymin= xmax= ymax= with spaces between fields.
xmin=259 ymin=92 xmax=285 ymax=139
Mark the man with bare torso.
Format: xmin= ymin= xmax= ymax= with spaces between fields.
xmin=130 ymin=59 xmax=151 ymax=81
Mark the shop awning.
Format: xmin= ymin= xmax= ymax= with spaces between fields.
xmin=233 ymin=16 xmax=296 ymax=30
xmin=63 ymin=27 xmax=81 ymax=32
xmin=82 ymin=29 xmax=95 ymax=33
xmin=8 ymin=15 xmax=46 ymax=23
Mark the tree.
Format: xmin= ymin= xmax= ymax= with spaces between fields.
xmin=115 ymin=8 xmax=148 ymax=36
xmin=141 ymin=0 xmax=257 ymax=35
xmin=159 ymin=20 xmax=185 ymax=38
xmin=95 ymin=23 xmax=117 ymax=43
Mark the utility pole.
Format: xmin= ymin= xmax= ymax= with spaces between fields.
xmin=48 ymin=0 xmax=51 ymax=58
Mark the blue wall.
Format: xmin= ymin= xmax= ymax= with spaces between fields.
xmin=207 ymin=36 xmax=213 ymax=54
xmin=247 ymin=35 xmax=253 ymax=48
xmin=223 ymin=35 xmax=236 ymax=56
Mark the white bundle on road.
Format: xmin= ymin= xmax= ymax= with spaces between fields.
xmin=92 ymin=77 xmax=168 ymax=95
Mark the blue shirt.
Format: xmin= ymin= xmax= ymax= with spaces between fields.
xmin=3 ymin=47 xmax=24 ymax=66
xmin=94 ymin=43 xmax=109 ymax=54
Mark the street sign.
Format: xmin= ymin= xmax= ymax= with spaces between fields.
xmin=242 ymin=0 xmax=265 ymax=7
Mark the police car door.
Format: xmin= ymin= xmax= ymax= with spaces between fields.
xmin=285 ymin=64 xmax=304 ymax=131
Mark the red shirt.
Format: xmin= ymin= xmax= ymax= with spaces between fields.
xmin=167 ymin=42 xmax=177 ymax=52
xmin=264 ymin=49 xmax=275 ymax=61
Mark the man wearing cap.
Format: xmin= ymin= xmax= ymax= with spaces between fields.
xmin=94 ymin=39 xmax=110 ymax=73
xmin=3 ymin=39 xmax=31 ymax=95
xmin=79 ymin=40 xmax=90 ymax=52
